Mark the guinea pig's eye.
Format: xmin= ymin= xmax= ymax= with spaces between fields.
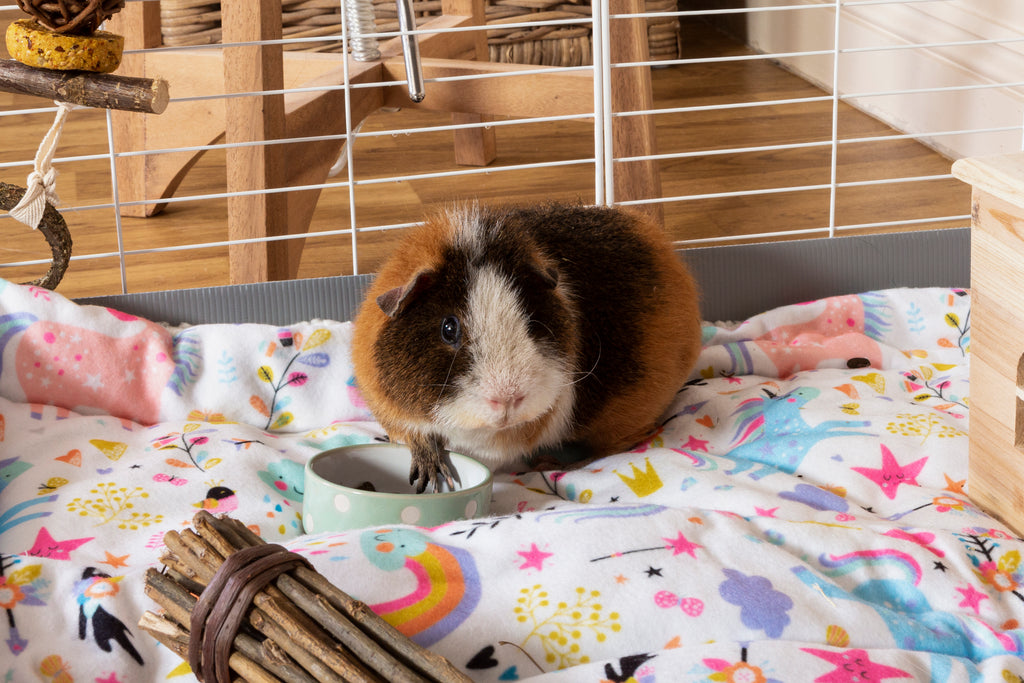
xmin=440 ymin=316 xmax=462 ymax=346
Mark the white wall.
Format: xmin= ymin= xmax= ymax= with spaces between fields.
xmin=743 ymin=0 xmax=1024 ymax=159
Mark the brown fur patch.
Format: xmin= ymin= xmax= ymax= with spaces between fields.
xmin=350 ymin=216 xmax=453 ymax=434
xmin=573 ymin=209 xmax=702 ymax=455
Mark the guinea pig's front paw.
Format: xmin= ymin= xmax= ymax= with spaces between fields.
xmin=408 ymin=436 xmax=461 ymax=494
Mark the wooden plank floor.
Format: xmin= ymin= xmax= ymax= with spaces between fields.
xmin=0 ymin=14 xmax=970 ymax=298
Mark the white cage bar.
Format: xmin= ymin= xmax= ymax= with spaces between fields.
xmin=0 ymin=0 xmax=1020 ymax=295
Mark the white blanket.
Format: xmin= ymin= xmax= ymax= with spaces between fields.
xmin=2 ymin=278 xmax=1022 ymax=682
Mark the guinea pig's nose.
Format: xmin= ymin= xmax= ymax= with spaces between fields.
xmin=486 ymin=393 xmax=525 ymax=412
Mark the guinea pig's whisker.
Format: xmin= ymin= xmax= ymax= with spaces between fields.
xmin=435 ymin=347 xmax=461 ymax=405
xmin=564 ymin=371 xmax=593 ymax=387
xmin=562 ymin=338 xmax=602 ymax=388
xmin=529 ymin=317 xmax=556 ymax=338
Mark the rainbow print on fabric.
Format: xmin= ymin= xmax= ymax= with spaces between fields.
xmin=361 ymin=528 xmax=481 ymax=646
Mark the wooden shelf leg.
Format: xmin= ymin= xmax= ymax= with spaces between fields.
xmin=107 ymin=2 xmax=165 ymax=218
xmin=609 ymin=0 xmax=663 ymax=226
xmin=282 ymin=84 xmax=384 ymax=266
xmin=108 ymin=6 xmax=229 ymax=219
xmin=444 ymin=0 xmax=496 ymax=166
xmin=222 ymin=0 xmax=293 ymax=283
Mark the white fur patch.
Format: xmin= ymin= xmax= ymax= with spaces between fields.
xmin=448 ymin=204 xmax=486 ymax=259
xmin=433 ymin=265 xmax=575 ymax=467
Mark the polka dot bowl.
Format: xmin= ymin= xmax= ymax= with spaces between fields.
xmin=302 ymin=443 xmax=492 ymax=533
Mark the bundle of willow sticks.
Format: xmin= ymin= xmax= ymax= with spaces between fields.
xmin=139 ymin=510 xmax=471 ymax=683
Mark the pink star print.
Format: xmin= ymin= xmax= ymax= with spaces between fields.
xmin=682 ymin=436 xmax=710 ymax=452
xmin=517 ymin=544 xmax=553 ymax=571
xmin=95 ymin=674 xmax=122 ymax=683
xmin=851 ymin=444 xmax=927 ymax=500
xmin=801 ymin=647 xmax=912 ymax=682
xmin=956 ymin=583 xmax=988 ymax=615
xmin=21 ymin=527 xmax=94 ymax=560
xmin=663 ymin=532 xmax=702 ymax=558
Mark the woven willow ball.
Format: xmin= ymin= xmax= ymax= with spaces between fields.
xmin=16 ymin=0 xmax=126 ymax=35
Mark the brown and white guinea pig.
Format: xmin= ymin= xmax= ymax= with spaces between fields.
xmin=351 ymin=203 xmax=702 ymax=492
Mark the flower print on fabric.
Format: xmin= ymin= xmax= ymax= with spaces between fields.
xmin=250 ymin=328 xmax=332 ymax=431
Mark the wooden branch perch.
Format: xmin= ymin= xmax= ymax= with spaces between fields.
xmin=0 ymin=181 xmax=72 ymax=290
xmin=0 ymin=59 xmax=168 ymax=113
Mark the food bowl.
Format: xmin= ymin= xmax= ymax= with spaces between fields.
xmin=302 ymin=443 xmax=493 ymax=532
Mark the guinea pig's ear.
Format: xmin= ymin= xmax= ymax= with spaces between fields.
xmin=530 ymin=263 xmax=559 ymax=290
xmin=377 ymin=269 xmax=436 ymax=318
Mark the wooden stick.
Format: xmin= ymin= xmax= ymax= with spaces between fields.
xmin=247 ymin=609 xmax=350 ymax=683
xmin=274 ymin=574 xmax=427 ymax=683
xmin=143 ymin=568 xmax=196 ymax=627
xmin=291 ymin=568 xmax=471 ymax=683
xmin=166 ymin=566 xmax=208 ymax=597
xmin=139 ymin=611 xmax=279 ymax=683
xmin=0 ymin=59 xmax=169 ymax=114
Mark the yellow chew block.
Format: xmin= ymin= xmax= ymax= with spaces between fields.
xmin=5 ymin=19 xmax=124 ymax=73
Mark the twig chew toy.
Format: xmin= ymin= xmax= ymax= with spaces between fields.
xmin=140 ymin=511 xmax=472 ymax=682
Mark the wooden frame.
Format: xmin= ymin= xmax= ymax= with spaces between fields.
xmin=953 ymin=152 xmax=1024 ymax=536
xmin=107 ymin=0 xmax=662 ymax=284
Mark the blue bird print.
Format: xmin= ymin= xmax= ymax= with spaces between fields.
xmin=74 ymin=567 xmax=144 ymax=665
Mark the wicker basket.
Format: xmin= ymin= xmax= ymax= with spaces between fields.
xmin=158 ymin=0 xmax=680 ymax=67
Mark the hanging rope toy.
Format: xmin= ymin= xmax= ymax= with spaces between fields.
xmin=10 ymin=100 xmax=74 ymax=229
xmin=2 ymin=98 xmax=75 ymax=289
xmin=1 ymin=181 xmax=73 ymax=290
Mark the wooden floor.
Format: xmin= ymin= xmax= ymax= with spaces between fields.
xmin=0 ymin=14 xmax=970 ymax=298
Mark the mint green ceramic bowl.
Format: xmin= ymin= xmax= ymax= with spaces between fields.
xmin=302 ymin=443 xmax=492 ymax=533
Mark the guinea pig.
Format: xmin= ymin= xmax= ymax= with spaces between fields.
xmin=351 ymin=202 xmax=702 ymax=492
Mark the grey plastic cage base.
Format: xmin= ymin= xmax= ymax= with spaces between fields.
xmin=77 ymin=228 xmax=970 ymax=325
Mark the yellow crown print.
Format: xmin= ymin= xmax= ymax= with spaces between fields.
xmin=615 ymin=458 xmax=663 ymax=498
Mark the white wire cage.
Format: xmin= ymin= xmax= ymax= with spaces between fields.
xmin=0 ymin=0 xmax=1020 ymax=298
